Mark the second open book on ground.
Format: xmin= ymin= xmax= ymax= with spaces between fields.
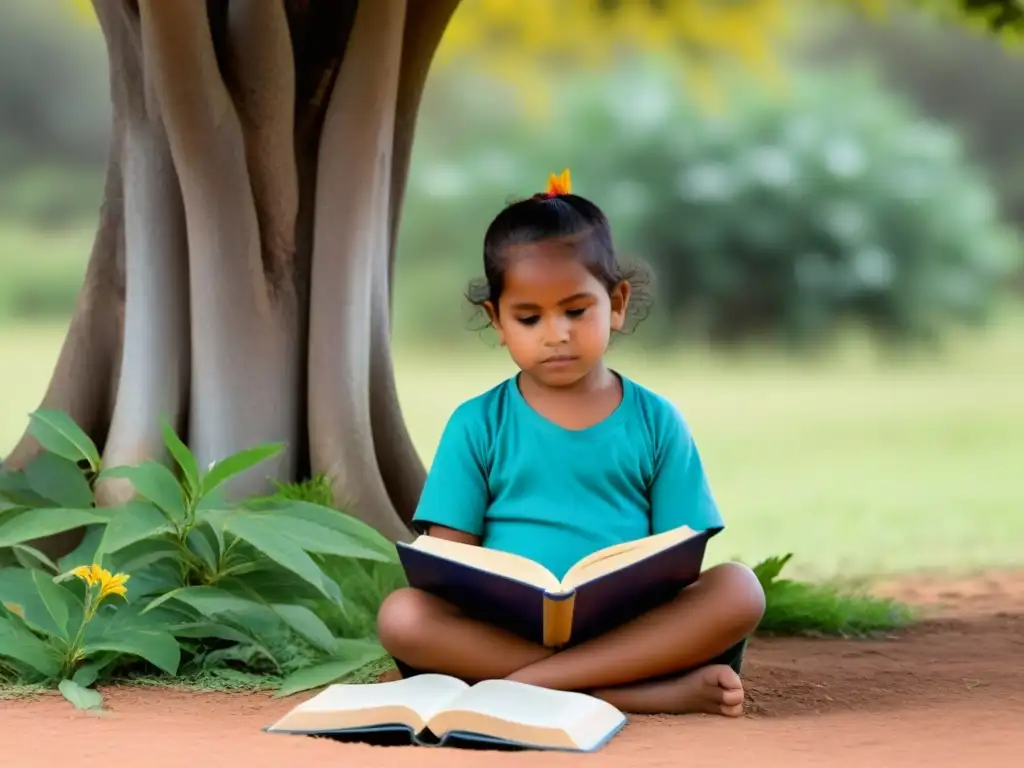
xmin=264 ymin=674 xmax=626 ymax=752
xmin=397 ymin=524 xmax=720 ymax=647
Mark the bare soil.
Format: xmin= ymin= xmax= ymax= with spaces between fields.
xmin=2 ymin=570 xmax=1022 ymax=767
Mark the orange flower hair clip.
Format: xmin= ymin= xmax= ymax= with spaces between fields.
xmin=545 ymin=168 xmax=572 ymax=197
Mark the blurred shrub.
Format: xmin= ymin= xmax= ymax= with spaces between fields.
xmin=396 ymin=60 xmax=1022 ymax=348
xmin=0 ymin=223 xmax=90 ymax=323
xmin=0 ymin=1 xmax=109 ymax=228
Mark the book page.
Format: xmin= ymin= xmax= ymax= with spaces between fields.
xmin=409 ymin=536 xmax=562 ymax=592
xmin=266 ymin=675 xmax=469 ymax=734
xmin=427 ymin=679 xmax=626 ymax=751
xmin=560 ymin=525 xmax=696 ymax=590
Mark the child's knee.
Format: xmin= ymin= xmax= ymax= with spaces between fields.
xmin=376 ymin=587 xmax=439 ymax=656
xmin=703 ymin=562 xmax=766 ymax=630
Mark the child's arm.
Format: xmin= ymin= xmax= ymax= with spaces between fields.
xmin=425 ymin=524 xmax=481 ymax=546
xmin=411 ymin=402 xmax=490 ymax=544
xmin=649 ymin=400 xmax=724 ymax=534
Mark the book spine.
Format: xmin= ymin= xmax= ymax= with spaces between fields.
xmin=542 ymin=591 xmax=575 ymax=647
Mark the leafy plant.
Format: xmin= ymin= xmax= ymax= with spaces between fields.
xmin=0 ymin=562 xmax=178 ymax=710
xmin=271 ymin=474 xmax=335 ymax=507
xmin=0 ymin=408 xmax=406 ymax=704
xmin=753 ymin=553 xmax=913 ymax=637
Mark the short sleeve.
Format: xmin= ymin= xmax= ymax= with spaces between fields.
xmin=649 ymin=401 xmax=724 ymax=535
xmin=411 ymin=403 xmax=490 ymax=537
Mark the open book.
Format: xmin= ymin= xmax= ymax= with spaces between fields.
xmin=265 ymin=674 xmax=626 ymax=752
xmin=397 ymin=524 xmax=721 ymax=647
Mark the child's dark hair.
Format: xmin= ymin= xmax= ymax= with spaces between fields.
xmin=466 ymin=189 xmax=652 ymax=334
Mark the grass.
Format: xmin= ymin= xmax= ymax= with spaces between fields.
xmin=753 ymin=554 xmax=913 ymax=637
xmin=120 ymin=653 xmax=395 ymax=694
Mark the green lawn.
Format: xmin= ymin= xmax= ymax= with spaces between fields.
xmin=2 ymin=317 xmax=1021 ymax=581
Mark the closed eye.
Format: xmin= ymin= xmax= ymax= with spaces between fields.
xmin=517 ymin=315 xmax=540 ymax=326
xmin=566 ymin=307 xmax=586 ymax=318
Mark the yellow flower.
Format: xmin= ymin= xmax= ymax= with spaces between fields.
xmin=72 ymin=563 xmax=130 ymax=600
xmin=71 ymin=564 xmax=103 ymax=586
xmin=98 ymin=572 xmax=130 ymax=601
xmin=546 ymin=168 xmax=571 ymax=196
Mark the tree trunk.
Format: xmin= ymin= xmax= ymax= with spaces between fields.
xmin=5 ymin=0 xmax=461 ymax=555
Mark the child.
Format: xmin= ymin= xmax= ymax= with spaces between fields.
xmin=377 ymin=169 xmax=765 ymax=717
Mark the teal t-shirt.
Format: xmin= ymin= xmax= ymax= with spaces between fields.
xmin=411 ymin=373 xmax=724 ymax=581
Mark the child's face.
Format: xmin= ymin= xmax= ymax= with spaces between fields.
xmin=485 ymin=240 xmax=630 ymax=388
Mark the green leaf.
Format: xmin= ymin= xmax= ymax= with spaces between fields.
xmin=250 ymin=513 xmax=395 ymax=564
xmin=161 ymin=417 xmax=199 ymax=500
xmin=0 ymin=469 xmax=51 ymax=507
xmin=185 ymin=527 xmax=218 ymax=573
xmin=0 ymin=615 xmax=62 ymax=678
xmin=139 ymin=586 xmax=188 ymax=615
xmin=30 ymin=568 xmax=78 ymax=641
xmin=275 ymin=643 xmax=386 ymax=698
xmin=753 ymin=553 xmax=793 ymax=588
xmin=171 ymin=621 xmax=257 ymax=645
xmin=22 ymin=452 xmax=95 ymax=509
xmin=11 ymin=543 xmax=59 ymax=574
xmin=218 ymin=569 xmax=323 ymax=604
xmin=200 ymin=443 xmax=284 ymax=498
xmin=99 ymin=463 xmax=185 ymax=522
xmin=0 ymin=567 xmax=83 ymax=639
xmin=171 ymin=620 xmax=280 ymax=669
xmin=257 ymin=500 xmax=398 ymax=559
xmin=223 ymin=515 xmax=341 ymax=602
xmin=159 ymin=585 xmax=280 ymax=624
xmin=57 ymin=524 xmax=105 ymax=573
xmin=82 ymin=628 xmax=180 ymax=675
xmin=96 ymin=502 xmax=174 ymax=559
xmin=0 ymin=508 xmax=108 ymax=548
xmin=108 ymin=544 xmax=181 ymax=593
xmin=71 ymin=660 xmax=104 ymax=688
xmin=271 ymin=603 xmax=339 ymax=653
xmin=194 ymin=509 xmax=228 ymax=556
xmin=59 ymin=678 xmax=103 ymax=710
xmin=26 ymin=409 xmax=101 ymax=472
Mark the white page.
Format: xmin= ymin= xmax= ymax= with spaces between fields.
xmin=443 ymin=679 xmax=624 ymax=744
xmin=296 ymin=674 xmax=470 ymax=723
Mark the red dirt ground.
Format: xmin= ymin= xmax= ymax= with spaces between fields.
xmin=2 ymin=570 xmax=1022 ymax=767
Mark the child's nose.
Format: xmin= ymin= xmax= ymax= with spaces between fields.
xmin=544 ymin=316 xmax=572 ymax=345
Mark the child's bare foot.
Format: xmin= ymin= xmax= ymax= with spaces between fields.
xmin=668 ymin=664 xmax=745 ymax=716
xmin=592 ymin=664 xmax=745 ymax=716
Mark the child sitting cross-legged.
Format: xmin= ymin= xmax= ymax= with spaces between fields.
xmin=376 ymin=169 xmax=766 ymax=716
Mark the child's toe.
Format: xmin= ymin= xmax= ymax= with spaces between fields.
xmin=721 ymin=686 xmax=745 ymax=707
xmin=720 ymin=701 xmax=744 ymax=717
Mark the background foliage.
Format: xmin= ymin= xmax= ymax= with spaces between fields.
xmin=395 ymin=59 xmax=1021 ymax=348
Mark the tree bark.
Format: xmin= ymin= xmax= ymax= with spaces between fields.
xmin=6 ymin=0 xmax=462 ymax=555
xmin=370 ymin=0 xmax=462 ymax=527
xmin=307 ymin=0 xmax=413 ymax=543
xmin=94 ymin=2 xmax=191 ymax=507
